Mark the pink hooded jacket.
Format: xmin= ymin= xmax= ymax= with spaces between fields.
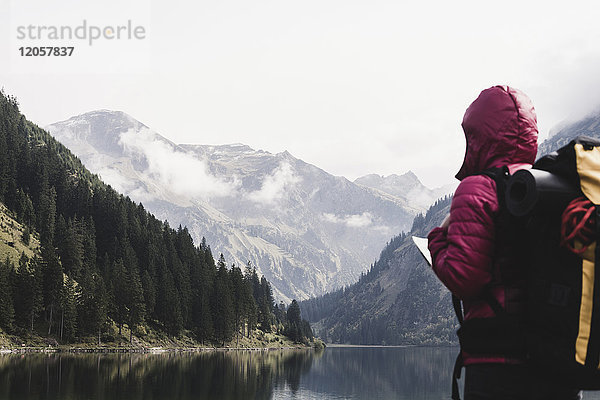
xmin=428 ymin=85 xmax=538 ymax=364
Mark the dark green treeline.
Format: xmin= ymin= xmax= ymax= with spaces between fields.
xmin=0 ymin=90 xmax=311 ymax=345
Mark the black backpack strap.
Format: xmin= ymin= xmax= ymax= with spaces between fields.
xmin=479 ymin=166 xmax=510 ymax=209
xmin=451 ymin=287 xmax=507 ymax=400
xmin=454 ymin=287 xmax=505 ymax=324
xmin=451 ymin=294 xmax=464 ymax=399
xmin=475 ymin=166 xmax=510 ymax=316
xmin=452 ymin=352 xmax=463 ymax=400
xmin=481 ymin=286 xmax=506 ymax=317
xmin=452 ymin=294 xmax=464 ymax=325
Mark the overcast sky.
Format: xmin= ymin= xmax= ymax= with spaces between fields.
xmin=1 ymin=0 xmax=600 ymax=188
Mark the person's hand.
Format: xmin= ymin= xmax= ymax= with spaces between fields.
xmin=440 ymin=214 xmax=450 ymax=229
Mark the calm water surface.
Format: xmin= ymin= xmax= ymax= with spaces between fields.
xmin=0 ymin=347 xmax=598 ymax=400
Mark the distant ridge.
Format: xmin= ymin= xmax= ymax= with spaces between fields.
xmin=354 ymin=171 xmax=455 ymax=210
xmin=538 ymin=110 xmax=600 ymax=156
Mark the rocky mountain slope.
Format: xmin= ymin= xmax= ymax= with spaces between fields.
xmin=354 ymin=172 xmax=456 ymax=211
xmin=538 ymin=111 xmax=600 ymax=156
xmin=46 ymin=111 xmax=441 ymax=302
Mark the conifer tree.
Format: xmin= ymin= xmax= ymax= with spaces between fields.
xmin=286 ymin=300 xmax=302 ymax=342
xmin=26 ymin=256 xmax=44 ymax=333
xmin=141 ymin=270 xmax=156 ymax=317
xmin=12 ymin=253 xmax=30 ymax=331
xmin=127 ymin=264 xmax=145 ymax=343
xmin=42 ymin=247 xmax=63 ymax=336
xmin=195 ymin=289 xmax=214 ymax=344
xmin=81 ymin=216 xmax=97 ymax=272
xmin=156 ymin=266 xmax=183 ymax=336
xmin=275 ymin=301 xmax=287 ymax=322
xmin=212 ymin=255 xmax=234 ymax=345
xmin=258 ymin=277 xmax=274 ymax=332
xmin=192 ymin=246 xmax=215 ymax=343
xmin=0 ymin=257 xmax=15 ymax=331
xmin=79 ymin=271 xmax=108 ymax=344
xmin=60 ymin=275 xmax=78 ymax=342
xmin=244 ymin=262 xmax=259 ymax=335
xmin=230 ymin=265 xmax=254 ymax=343
xmin=19 ymin=192 xmax=35 ymax=228
xmin=111 ymin=258 xmax=128 ymax=337
xmin=244 ymin=286 xmax=258 ymax=338
xmin=38 ymin=185 xmax=57 ymax=248
xmin=21 ymin=226 xmax=30 ymax=246
xmin=92 ymin=274 xmax=108 ymax=345
xmin=56 ymin=216 xmax=84 ymax=278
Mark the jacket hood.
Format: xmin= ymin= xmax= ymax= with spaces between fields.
xmin=455 ymin=85 xmax=538 ymax=180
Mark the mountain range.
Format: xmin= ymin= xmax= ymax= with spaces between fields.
xmin=46 ymin=111 xmax=452 ymax=302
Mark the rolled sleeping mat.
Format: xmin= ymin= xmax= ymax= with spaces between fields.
xmin=505 ymin=169 xmax=580 ymax=217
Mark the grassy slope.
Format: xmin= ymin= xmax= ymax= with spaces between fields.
xmin=0 ymin=203 xmax=40 ymax=265
xmin=0 ymin=325 xmax=318 ymax=351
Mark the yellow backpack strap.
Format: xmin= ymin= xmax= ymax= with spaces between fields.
xmin=573 ymin=143 xmax=600 ymax=369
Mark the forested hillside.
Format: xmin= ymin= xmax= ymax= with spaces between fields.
xmin=0 ymin=90 xmax=312 ymax=347
xmin=301 ymin=197 xmax=456 ymax=345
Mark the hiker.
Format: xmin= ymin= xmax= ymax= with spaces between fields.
xmin=427 ymin=85 xmax=580 ymax=399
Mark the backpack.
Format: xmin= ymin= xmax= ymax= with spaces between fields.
xmin=508 ymin=136 xmax=600 ymax=390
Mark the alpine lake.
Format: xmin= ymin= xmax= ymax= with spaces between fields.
xmin=0 ymin=346 xmax=599 ymax=400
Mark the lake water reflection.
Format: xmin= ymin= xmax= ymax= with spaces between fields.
xmin=0 ymin=347 xmax=598 ymax=400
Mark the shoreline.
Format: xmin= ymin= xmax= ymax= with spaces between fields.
xmin=324 ymin=344 xmax=415 ymax=348
xmin=0 ymin=328 xmax=326 ymax=354
xmin=0 ymin=344 xmax=317 ymax=354
xmin=0 ymin=342 xmax=460 ymax=353
xmin=324 ymin=343 xmax=458 ymax=348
